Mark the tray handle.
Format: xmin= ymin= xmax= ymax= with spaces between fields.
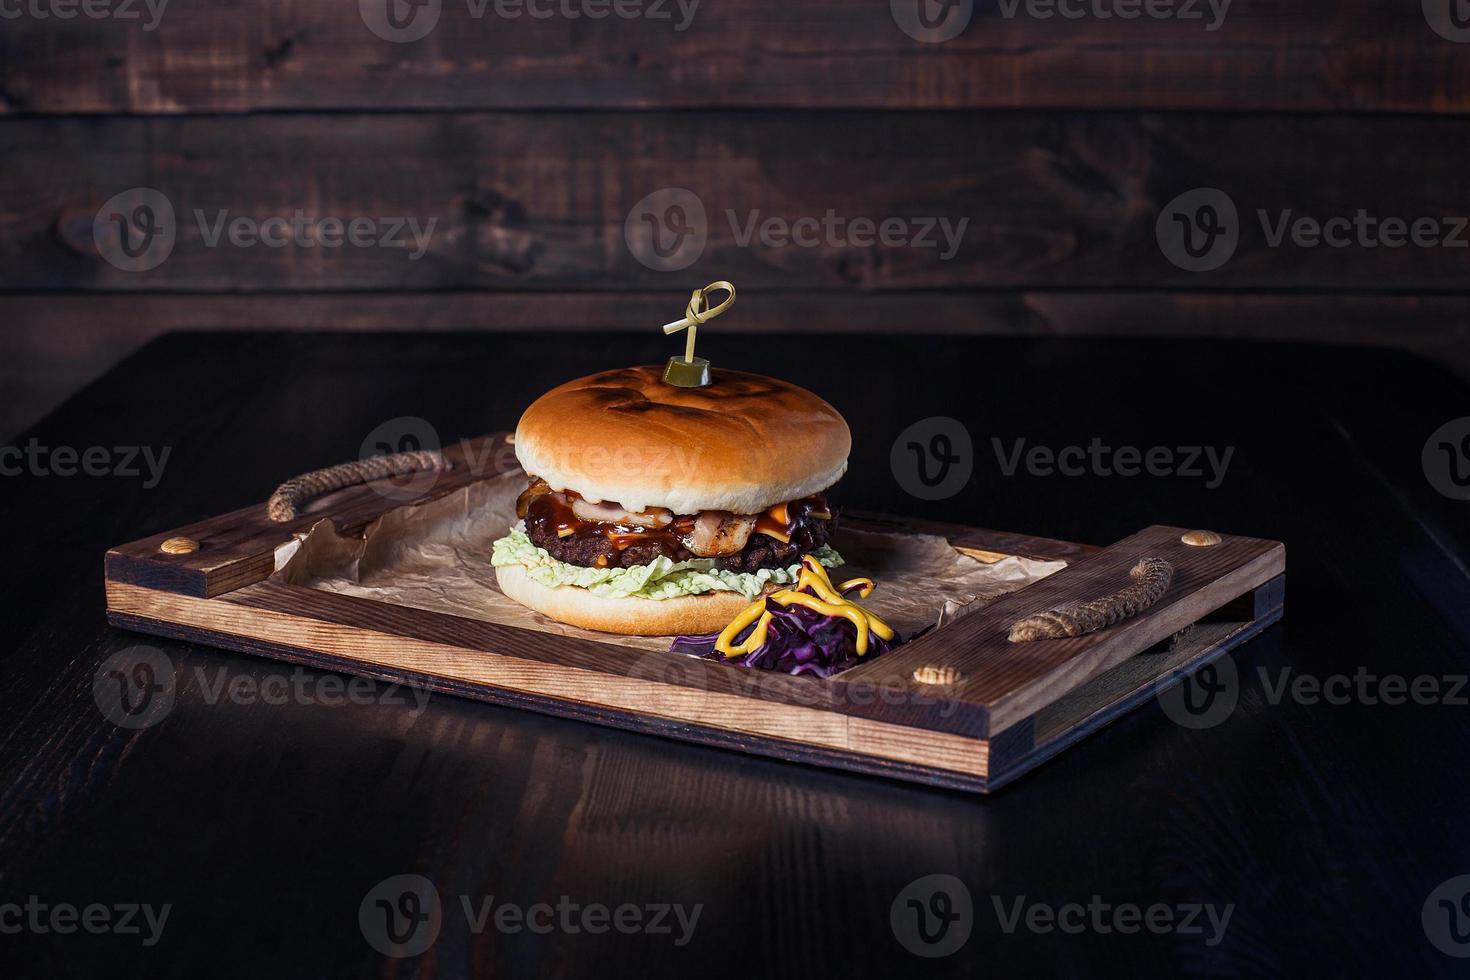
xmin=1008 ymin=557 xmax=1174 ymax=641
xmin=266 ymin=450 xmax=452 ymax=522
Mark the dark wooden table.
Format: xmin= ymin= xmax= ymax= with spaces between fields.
xmin=2 ymin=331 xmax=1467 ymax=978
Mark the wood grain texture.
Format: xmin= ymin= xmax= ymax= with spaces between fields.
xmin=1 ymin=1 xmax=1466 ymax=113
xmin=119 ymin=515 xmax=1010 ymax=729
xmin=999 ymin=578 xmax=1283 ymax=789
xmin=5 ymin=112 xmax=1470 ymax=294
xmin=103 ymin=568 xmax=1281 ymax=792
xmin=1030 ymin=575 xmax=1285 ymax=744
xmin=842 ymin=525 xmax=1285 ymax=734
xmin=106 ymin=579 xmax=998 ymax=781
xmin=105 ymin=434 xmax=518 ymax=597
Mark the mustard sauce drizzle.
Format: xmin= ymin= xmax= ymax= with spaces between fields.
xmin=713 ymin=556 xmax=896 ymax=658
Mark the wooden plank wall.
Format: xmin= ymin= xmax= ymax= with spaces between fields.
xmin=2 ymin=1 xmax=1468 ymax=437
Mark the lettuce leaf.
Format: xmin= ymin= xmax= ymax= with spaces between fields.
xmin=491 ymin=527 xmax=843 ymax=601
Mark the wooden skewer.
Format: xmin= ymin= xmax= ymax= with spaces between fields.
xmin=661 ymin=280 xmax=736 ymax=363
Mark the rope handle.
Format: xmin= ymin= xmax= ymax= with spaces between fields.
xmin=1008 ymin=557 xmax=1175 ymax=642
xmin=266 ymin=450 xmax=452 ymax=522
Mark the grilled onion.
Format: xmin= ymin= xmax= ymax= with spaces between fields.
xmin=570 ymin=498 xmax=673 ymax=528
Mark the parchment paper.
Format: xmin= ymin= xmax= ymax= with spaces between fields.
xmin=274 ymin=470 xmax=1067 ymax=655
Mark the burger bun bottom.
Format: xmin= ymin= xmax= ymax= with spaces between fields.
xmin=494 ymin=563 xmax=758 ymax=636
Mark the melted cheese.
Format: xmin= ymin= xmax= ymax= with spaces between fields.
xmin=754 ymin=502 xmax=795 ymax=543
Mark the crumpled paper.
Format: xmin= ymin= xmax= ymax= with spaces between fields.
xmin=274 ymin=469 xmax=1067 ymax=655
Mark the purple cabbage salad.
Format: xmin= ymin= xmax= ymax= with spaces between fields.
xmin=670 ymin=580 xmax=903 ymax=679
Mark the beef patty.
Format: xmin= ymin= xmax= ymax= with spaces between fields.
xmin=523 ymin=493 xmax=838 ymax=573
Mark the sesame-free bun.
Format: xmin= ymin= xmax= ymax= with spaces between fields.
xmin=494 ymin=563 xmax=760 ymax=636
xmin=514 ymin=365 xmax=850 ymax=514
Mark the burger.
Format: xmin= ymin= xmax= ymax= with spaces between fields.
xmin=491 ymin=364 xmax=850 ymax=635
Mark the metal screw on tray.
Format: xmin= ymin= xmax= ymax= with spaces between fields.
xmin=660 ymin=280 xmax=735 ymax=388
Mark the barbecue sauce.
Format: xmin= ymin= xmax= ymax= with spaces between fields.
xmin=520 ymin=478 xmax=827 ymax=556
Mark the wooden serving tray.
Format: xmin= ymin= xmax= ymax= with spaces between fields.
xmin=104 ymin=434 xmax=1285 ymax=793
